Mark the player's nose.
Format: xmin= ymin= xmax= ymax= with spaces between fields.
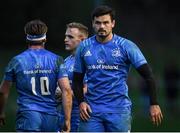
xmin=100 ymin=23 xmax=105 ymax=28
xmin=64 ymin=37 xmax=68 ymax=43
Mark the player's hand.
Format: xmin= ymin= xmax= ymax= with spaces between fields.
xmin=62 ymin=120 xmax=70 ymax=132
xmin=0 ymin=113 xmax=5 ymax=126
xmin=149 ymin=105 xmax=163 ymax=126
xmin=55 ymin=87 xmax=62 ymax=102
xmin=79 ymin=102 xmax=92 ymax=121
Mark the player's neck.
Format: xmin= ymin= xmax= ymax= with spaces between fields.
xmin=71 ymin=50 xmax=76 ymax=56
xmin=96 ymin=33 xmax=113 ymax=44
xmin=29 ymin=45 xmax=44 ymax=49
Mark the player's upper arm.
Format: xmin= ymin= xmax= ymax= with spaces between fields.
xmin=57 ymin=56 xmax=68 ymax=79
xmin=4 ymin=57 xmax=18 ymax=82
xmin=124 ymin=40 xmax=147 ymax=68
xmin=0 ymin=80 xmax=12 ymax=96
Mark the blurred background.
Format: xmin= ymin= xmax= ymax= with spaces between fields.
xmin=0 ymin=0 xmax=180 ymax=131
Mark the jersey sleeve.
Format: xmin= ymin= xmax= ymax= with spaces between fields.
xmin=57 ymin=56 xmax=68 ymax=79
xmin=83 ymin=74 xmax=87 ymax=84
xmin=73 ymin=42 xmax=86 ymax=73
xmin=4 ymin=57 xmax=17 ymax=82
xmin=125 ymin=40 xmax=147 ymax=68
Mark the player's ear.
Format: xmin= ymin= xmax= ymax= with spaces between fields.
xmin=43 ymin=39 xmax=47 ymax=42
xmin=79 ymin=35 xmax=85 ymax=41
xmin=112 ymin=20 xmax=115 ymax=28
xmin=92 ymin=20 xmax=95 ymax=29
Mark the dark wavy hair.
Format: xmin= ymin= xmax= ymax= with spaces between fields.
xmin=24 ymin=19 xmax=48 ymax=44
xmin=91 ymin=5 xmax=115 ymax=21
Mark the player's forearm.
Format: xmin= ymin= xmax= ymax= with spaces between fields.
xmin=83 ymin=84 xmax=87 ymax=94
xmin=136 ymin=63 xmax=158 ymax=105
xmin=58 ymin=78 xmax=72 ymax=121
xmin=0 ymin=92 xmax=8 ymax=114
xmin=72 ymin=72 xmax=85 ymax=104
xmin=62 ymin=88 xmax=72 ymax=121
xmin=0 ymin=81 xmax=10 ymax=114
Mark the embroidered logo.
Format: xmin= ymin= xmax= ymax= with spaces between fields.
xmin=35 ymin=64 xmax=41 ymax=69
xmin=69 ymin=65 xmax=74 ymax=72
xmin=112 ymin=48 xmax=121 ymax=57
xmin=97 ymin=59 xmax=105 ymax=64
xmin=84 ymin=50 xmax=92 ymax=56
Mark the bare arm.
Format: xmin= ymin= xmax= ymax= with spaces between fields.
xmin=58 ymin=77 xmax=72 ymax=132
xmin=83 ymin=84 xmax=87 ymax=94
xmin=0 ymin=80 xmax=12 ymax=126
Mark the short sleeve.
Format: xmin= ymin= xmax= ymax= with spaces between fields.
xmin=73 ymin=42 xmax=86 ymax=73
xmin=83 ymin=74 xmax=87 ymax=84
xmin=56 ymin=56 xmax=68 ymax=79
xmin=125 ymin=40 xmax=147 ymax=68
xmin=4 ymin=57 xmax=17 ymax=82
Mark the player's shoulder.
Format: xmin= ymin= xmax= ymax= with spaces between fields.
xmin=113 ymin=34 xmax=137 ymax=48
xmin=44 ymin=49 xmax=64 ymax=60
xmin=6 ymin=50 xmax=29 ymax=66
xmin=44 ymin=49 xmax=58 ymax=56
xmin=12 ymin=49 xmax=28 ymax=61
xmin=48 ymin=52 xmax=64 ymax=66
xmin=15 ymin=48 xmax=57 ymax=58
xmin=76 ymin=36 xmax=95 ymax=54
xmin=64 ymin=55 xmax=73 ymax=62
xmin=80 ymin=35 xmax=95 ymax=47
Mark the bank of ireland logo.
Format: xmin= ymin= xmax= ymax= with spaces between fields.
xmin=97 ymin=59 xmax=105 ymax=64
xmin=111 ymin=48 xmax=121 ymax=57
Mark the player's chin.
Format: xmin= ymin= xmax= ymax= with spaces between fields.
xmin=98 ymin=34 xmax=108 ymax=38
xmin=65 ymin=46 xmax=72 ymax=51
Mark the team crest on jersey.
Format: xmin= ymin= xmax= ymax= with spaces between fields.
xmin=84 ymin=50 xmax=92 ymax=56
xmin=111 ymin=48 xmax=121 ymax=57
xmin=69 ymin=65 xmax=74 ymax=72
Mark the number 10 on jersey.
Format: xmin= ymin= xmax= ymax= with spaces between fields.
xmin=31 ymin=77 xmax=51 ymax=95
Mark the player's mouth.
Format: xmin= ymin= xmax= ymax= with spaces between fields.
xmin=98 ymin=31 xmax=106 ymax=34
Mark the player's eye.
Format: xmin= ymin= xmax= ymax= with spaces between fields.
xmin=95 ymin=21 xmax=101 ymax=25
xmin=103 ymin=21 xmax=109 ymax=25
xmin=66 ymin=35 xmax=74 ymax=39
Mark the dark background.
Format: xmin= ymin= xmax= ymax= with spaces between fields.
xmin=0 ymin=0 xmax=180 ymax=131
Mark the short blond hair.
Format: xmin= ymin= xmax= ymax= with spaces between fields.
xmin=66 ymin=22 xmax=88 ymax=38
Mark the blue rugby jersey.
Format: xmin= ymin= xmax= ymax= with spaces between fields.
xmin=74 ymin=34 xmax=147 ymax=113
xmin=4 ymin=48 xmax=68 ymax=115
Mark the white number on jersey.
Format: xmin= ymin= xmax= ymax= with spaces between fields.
xmin=31 ymin=77 xmax=51 ymax=95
